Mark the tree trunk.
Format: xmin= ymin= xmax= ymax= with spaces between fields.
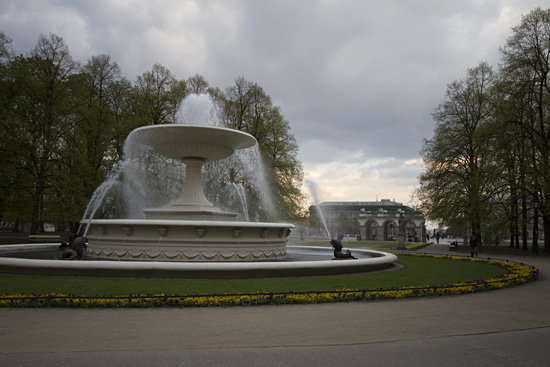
xmin=30 ymin=180 xmax=45 ymax=235
xmin=543 ymin=213 xmax=550 ymax=255
xmin=522 ymin=195 xmax=529 ymax=251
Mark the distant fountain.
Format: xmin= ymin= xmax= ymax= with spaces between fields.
xmin=306 ymin=180 xmax=331 ymax=239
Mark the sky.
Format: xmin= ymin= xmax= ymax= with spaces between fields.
xmin=1 ymin=0 xmax=546 ymax=208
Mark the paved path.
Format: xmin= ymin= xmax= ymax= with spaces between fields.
xmin=1 ymin=242 xmax=549 ymax=366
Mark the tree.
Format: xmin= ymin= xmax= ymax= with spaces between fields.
xmin=492 ymin=66 xmax=535 ymax=251
xmin=0 ymin=32 xmax=14 ymax=61
xmin=211 ymin=76 xmax=305 ymax=220
xmin=187 ymin=73 xmax=209 ymax=94
xmin=0 ymin=33 xmax=307 ymax=229
xmin=49 ymin=54 xmax=129 ymax=228
xmin=133 ymin=63 xmax=188 ymax=125
xmin=0 ymin=34 xmax=28 ymax=229
xmin=499 ymin=7 xmax=550 ymax=254
xmin=418 ymin=62 xmax=498 ymax=250
xmin=263 ymin=105 xmax=304 ymax=220
xmin=4 ymin=34 xmax=77 ymax=234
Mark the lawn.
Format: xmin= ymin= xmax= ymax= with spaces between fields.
xmin=0 ymin=254 xmax=505 ymax=296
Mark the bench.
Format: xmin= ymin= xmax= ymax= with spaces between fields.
xmin=28 ymin=234 xmax=61 ymax=243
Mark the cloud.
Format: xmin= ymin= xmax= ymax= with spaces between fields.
xmin=1 ymin=0 xmax=544 ymax=207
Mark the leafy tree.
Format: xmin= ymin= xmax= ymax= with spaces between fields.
xmin=187 ymin=73 xmax=209 ymax=94
xmin=133 ymin=63 xmax=188 ymax=125
xmin=211 ymin=76 xmax=305 ymax=220
xmin=337 ymin=210 xmax=359 ymax=235
xmin=499 ymin=7 xmax=550 ymax=253
xmin=0 ymin=33 xmax=307 ymax=230
xmin=418 ymin=62 xmax=498 ymax=249
xmin=5 ymin=34 xmax=77 ymax=233
xmin=0 ymin=32 xmax=14 ymax=61
xmin=263 ymin=105 xmax=304 ymax=220
xmin=108 ymin=77 xmax=140 ymax=160
xmin=492 ymin=67 xmax=535 ymax=250
xmin=0 ymin=34 xmax=29 ymax=229
xmin=50 ymin=54 xmax=130 ymax=228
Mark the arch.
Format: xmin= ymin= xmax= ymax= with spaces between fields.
xmin=404 ymin=220 xmax=417 ymax=241
xmin=383 ymin=219 xmax=397 ymax=241
xmin=364 ymin=219 xmax=378 ymax=240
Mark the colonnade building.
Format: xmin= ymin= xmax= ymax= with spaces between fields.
xmin=315 ymin=200 xmax=425 ymax=242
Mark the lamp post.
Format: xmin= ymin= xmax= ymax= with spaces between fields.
xmin=533 ymin=197 xmax=539 ymax=255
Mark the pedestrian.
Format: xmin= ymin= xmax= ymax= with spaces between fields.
xmin=469 ymin=231 xmax=478 ymax=257
xmin=435 ymin=232 xmax=440 ymax=244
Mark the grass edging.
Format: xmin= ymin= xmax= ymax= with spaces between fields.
xmin=0 ymin=254 xmax=539 ymax=308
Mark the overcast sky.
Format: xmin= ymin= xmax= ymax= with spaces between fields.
xmin=1 ymin=0 xmax=545 ymax=207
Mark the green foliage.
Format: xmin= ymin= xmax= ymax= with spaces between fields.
xmin=210 ymin=76 xmax=305 ymax=220
xmin=418 ymin=62 xmax=497 ymax=245
xmin=0 ymin=33 xmax=305 ymax=230
xmin=133 ymin=63 xmax=188 ymax=125
xmin=419 ymin=7 xmax=550 ymax=252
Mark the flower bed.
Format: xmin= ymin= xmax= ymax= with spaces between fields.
xmin=0 ymin=254 xmax=539 ymax=308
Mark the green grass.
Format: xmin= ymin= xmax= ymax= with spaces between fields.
xmin=0 ymin=255 xmax=505 ymax=296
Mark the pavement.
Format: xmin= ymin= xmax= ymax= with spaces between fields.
xmin=0 ymin=241 xmax=549 ymax=366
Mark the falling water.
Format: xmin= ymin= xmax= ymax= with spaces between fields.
xmin=227 ymin=182 xmax=249 ymax=222
xmin=235 ymin=145 xmax=279 ymax=221
xmin=305 ymin=180 xmax=331 ymax=240
xmin=80 ymin=93 xmax=279 ymax=226
xmin=80 ymin=166 xmax=125 ymax=237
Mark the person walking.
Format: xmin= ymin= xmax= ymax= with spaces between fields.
xmin=469 ymin=231 xmax=478 ymax=257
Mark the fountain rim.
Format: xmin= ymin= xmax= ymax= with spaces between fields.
xmin=0 ymin=245 xmax=398 ymax=279
xmin=81 ymin=219 xmax=295 ymax=227
xmin=132 ymin=124 xmax=257 ymax=150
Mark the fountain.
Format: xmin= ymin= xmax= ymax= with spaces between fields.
xmin=82 ymin=124 xmax=293 ymax=262
xmin=0 ymin=95 xmax=398 ymax=278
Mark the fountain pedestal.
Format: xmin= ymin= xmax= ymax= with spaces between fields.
xmin=143 ymin=158 xmax=237 ymax=221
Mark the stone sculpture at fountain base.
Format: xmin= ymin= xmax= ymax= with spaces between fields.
xmin=330 ymin=239 xmax=357 ymax=260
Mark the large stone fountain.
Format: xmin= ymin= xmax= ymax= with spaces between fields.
xmin=83 ymin=124 xmax=294 ymax=262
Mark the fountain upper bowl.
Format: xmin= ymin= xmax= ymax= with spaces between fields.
xmin=132 ymin=124 xmax=257 ymax=161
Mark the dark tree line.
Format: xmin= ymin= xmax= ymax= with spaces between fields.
xmin=418 ymin=7 xmax=550 ymax=254
xmin=0 ymin=33 xmax=304 ymax=233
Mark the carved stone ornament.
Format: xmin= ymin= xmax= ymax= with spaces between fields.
xmin=158 ymin=226 xmax=169 ymax=237
xmin=122 ymin=226 xmax=133 ymax=237
xmin=195 ymin=227 xmax=207 ymax=238
xmin=232 ymin=228 xmax=242 ymax=238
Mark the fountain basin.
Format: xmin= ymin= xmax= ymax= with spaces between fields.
xmin=0 ymin=245 xmax=398 ymax=279
xmin=83 ymin=219 xmax=294 ymax=261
